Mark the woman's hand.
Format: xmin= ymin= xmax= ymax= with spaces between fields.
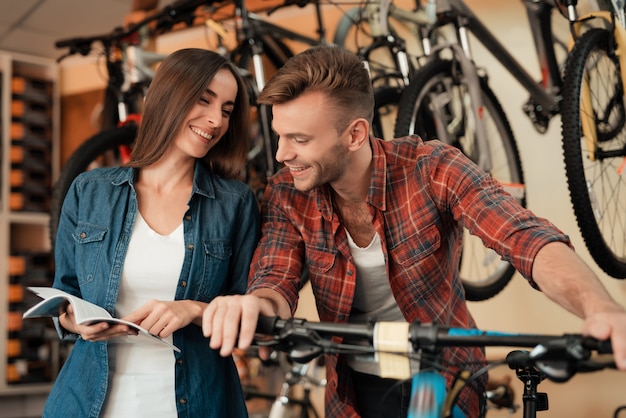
xmin=123 ymin=299 xmax=207 ymax=338
xmin=60 ymin=304 xmax=135 ymax=342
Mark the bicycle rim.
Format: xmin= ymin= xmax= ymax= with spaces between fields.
xmin=561 ymin=28 xmax=626 ymax=278
xmin=394 ymin=59 xmax=524 ymax=301
xmin=49 ymin=125 xmax=138 ymax=248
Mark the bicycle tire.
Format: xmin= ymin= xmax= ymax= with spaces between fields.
xmin=333 ymin=6 xmax=419 ymax=89
xmin=560 ymin=28 xmax=626 ymax=278
xmin=394 ymin=59 xmax=524 ymax=301
xmin=49 ymin=125 xmax=138 ymax=248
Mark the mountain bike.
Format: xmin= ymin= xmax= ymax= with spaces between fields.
xmin=49 ymin=0 xmax=331 ymax=246
xmin=387 ymin=0 xmax=575 ymax=301
xmin=332 ymin=0 xmax=436 ymax=142
xmin=559 ymin=0 xmax=626 ymax=279
xmin=254 ymin=315 xmax=617 ymax=417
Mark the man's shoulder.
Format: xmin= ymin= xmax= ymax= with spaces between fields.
xmin=377 ymin=135 xmax=451 ymax=161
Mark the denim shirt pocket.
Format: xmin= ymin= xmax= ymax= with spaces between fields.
xmin=391 ymin=223 xmax=441 ymax=297
xmin=198 ymin=240 xmax=233 ymax=298
xmin=72 ymin=222 xmax=108 ymax=285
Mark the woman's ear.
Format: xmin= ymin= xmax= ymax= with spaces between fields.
xmin=348 ymin=118 xmax=370 ymax=151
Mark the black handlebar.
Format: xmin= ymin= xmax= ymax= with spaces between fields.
xmin=54 ymin=0 xmax=321 ymax=61
xmin=54 ymin=0 xmax=219 ymax=61
xmin=255 ymin=316 xmax=615 ymax=382
xmin=256 ymin=315 xmax=612 ymax=352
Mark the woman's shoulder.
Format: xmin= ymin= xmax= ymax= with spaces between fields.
xmin=210 ymin=175 xmax=255 ymax=199
xmin=71 ymin=167 xmax=133 ymax=192
xmin=75 ymin=166 xmax=129 ymax=179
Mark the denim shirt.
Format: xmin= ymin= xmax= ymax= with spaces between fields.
xmin=44 ymin=163 xmax=259 ymax=418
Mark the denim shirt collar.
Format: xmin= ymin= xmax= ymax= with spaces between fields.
xmin=110 ymin=162 xmax=217 ymax=199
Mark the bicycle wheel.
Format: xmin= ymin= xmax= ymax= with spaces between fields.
xmin=394 ymin=59 xmax=524 ymax=301
xmin=560 ymin=28 xmax=626 ymax=278
xmin=333 ymin=6 xmax=421 ymax=89
xmin=49 ymin=125 xmax=138 ymax=247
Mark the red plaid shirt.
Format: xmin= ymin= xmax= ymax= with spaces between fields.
xmin=248 ymin=136 xmax=570 ymax=417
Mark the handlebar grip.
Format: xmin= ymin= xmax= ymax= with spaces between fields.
xmin=54 ymin=36 xmax=100 ymax=49
xmin=582 ymin=336 xmax=613 ymax=354
xmin=256 ymin=315 xmax=280 ymax=334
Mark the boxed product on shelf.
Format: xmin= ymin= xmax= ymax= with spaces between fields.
xmin=6 ymin=250 xmax=56 ymax=384
xmin=11 ymin=98 xmax=52 ymax=127
xmin=10 ymin=121 xmax=52 ymax=143
xmin=9 ymin=183 xmax=51 ymax=212
xmin=11 ymin=75 xmax=53 ymax=106
xmin=9 ymin=159 xmax=52 ymax=189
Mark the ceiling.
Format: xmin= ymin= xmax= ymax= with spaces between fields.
xmin=0 ymin=0 xmax=176 ymax=61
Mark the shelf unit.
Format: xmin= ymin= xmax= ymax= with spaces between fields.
xmin=0 ymin=50 xmax=61 ymax=407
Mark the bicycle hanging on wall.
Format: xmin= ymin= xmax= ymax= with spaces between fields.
xmin=559 ymin=0 xmax=626 ymax=279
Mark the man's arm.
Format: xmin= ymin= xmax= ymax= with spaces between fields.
xmin=532 ymin=241 xmax=626 ymax=370
xmin=202 ymin=289 xmax=290 ymax=357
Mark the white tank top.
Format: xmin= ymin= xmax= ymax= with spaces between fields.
xmin=346 ymin=229 xmax=419 ymax=376
xmin=100 ymin=212 xmax=184 ymax=418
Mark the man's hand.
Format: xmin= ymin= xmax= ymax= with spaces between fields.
xmin=581 ymin=309 xmax=626 ymax=371
xmin=202 ymin=294 xmax=268 ymax=357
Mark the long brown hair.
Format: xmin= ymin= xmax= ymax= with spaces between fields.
xmin=257 ymin=45 xmax=373 ymax=134
xmin=127 ymin=48 xmax=250 ymax=180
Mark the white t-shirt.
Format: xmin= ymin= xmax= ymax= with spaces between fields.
xmin=100 ymin=212 xmax=184 ymax=418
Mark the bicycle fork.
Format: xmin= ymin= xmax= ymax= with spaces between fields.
xmin=423 ymin=42 xmax=494 ymax=172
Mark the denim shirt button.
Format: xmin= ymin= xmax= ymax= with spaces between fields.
xmin=185 ymin=215 xmax=191 ymax=221
xmin=80 ymin=232 xmax=86 ymax=239
xmin=180 ymin=281 xmax=187 ymax=287
xmin=177 ymin=359 xmax=183 ymax=365
xmin=187 ymin=244 xmax=194 ymax=250
xmin=179 ymin=398 xmax=187 ymax=404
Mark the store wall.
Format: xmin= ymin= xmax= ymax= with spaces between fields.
xmin=58 ymin=1 xmax=626 ymax=416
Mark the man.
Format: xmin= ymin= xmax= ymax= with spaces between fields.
xmin=203 ymin=46 xmax=626 ymax=417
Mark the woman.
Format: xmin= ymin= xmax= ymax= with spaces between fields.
xmin=44 ymin=48 xmax=259 ymax=417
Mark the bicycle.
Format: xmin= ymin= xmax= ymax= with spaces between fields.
xmin=559 ymin=0 xmax=626 ymax=279
xmin=254 ymin=315 xmax=618 ymax=417
xmin=332 ymin=0 xmax=437 ymax=143
xmin=49 ymin=0 xmax=333 ymax=246
xmin=382 ymin=0 xmax=576 ymax=301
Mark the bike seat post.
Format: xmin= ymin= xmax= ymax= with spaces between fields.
xmin=515 ymin=366 xmax=549 ymax=416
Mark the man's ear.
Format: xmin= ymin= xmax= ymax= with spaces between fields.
xmin=348 ymin=118 xmax=370 ymax=151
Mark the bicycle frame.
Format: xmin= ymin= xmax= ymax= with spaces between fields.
xmin=413 ymin=0 xmax=565 ymax=172
xmin=236 ymin=0 xmax=331 ymax=174
xmin=363 ymin=0 xmax=435 ymax=85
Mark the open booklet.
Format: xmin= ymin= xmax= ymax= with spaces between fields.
xmin=23 ymin=287 xmax=180 ymax=352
